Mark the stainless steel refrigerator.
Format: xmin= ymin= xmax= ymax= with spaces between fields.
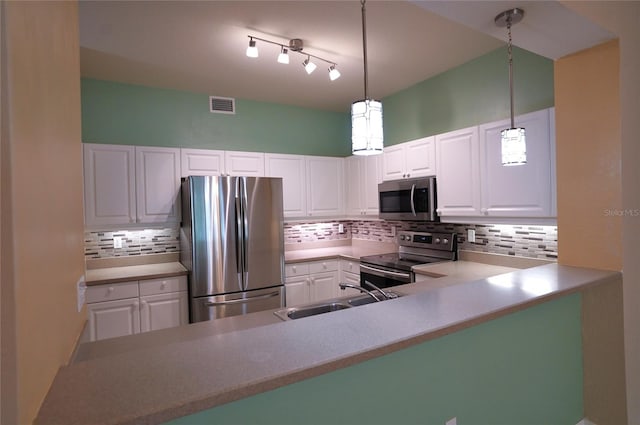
xmin=180 ymin=175 xmax=284 ymax=323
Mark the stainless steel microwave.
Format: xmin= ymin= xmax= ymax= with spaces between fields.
xmin=378 ymin=176 xmax=438 ymax=221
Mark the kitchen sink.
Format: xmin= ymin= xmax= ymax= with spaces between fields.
xmin=274 ymin=291 xmax=401 ymax=321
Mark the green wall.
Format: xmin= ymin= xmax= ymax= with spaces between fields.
xmin=382 ymin=46 xmax=554 ymax=146
xmin=81 ymin=78 xmax=352 ymax=157
xmin=81 ymin=46 xmax=553 ymax=156
xmin=166 ymin=294 xmax=583 ymax=425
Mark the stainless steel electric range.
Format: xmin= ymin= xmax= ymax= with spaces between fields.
xmin=359 ymin=231 xmax=458 ymax=288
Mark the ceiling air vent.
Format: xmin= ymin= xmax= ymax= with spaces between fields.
xmin=209 ymin=96 xmax=235 ymax=115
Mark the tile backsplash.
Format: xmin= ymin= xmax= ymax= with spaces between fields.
xmin=84 ymin=227 xmax=180 ymax=259
xmin=85 ymin=220 xmax=557 ymax=261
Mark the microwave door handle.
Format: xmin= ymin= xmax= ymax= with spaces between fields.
xmin=410 ymin=183 xmax=416 ymax=216
xmin=429 ymin=179 xmax=437 ymax=221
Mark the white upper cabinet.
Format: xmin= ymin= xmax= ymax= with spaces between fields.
xmin=224 ymin=151 xmax=265 ymax=176
xmin=382 ymin=136 xmax=436 ymax=181
xmin=135 ymin=146 xmax=181 ymax=224
xmin=83 ymin=144 xmax=136 ymax=226
xmin=306 ymin=156 xmax=344 ymax=217
xmin=345 ymin=155 xmax=381 ymax=216
xmin=265 ymin=153 xmax=307 ymax=218
xmin=180 ymin=148 xmax=225 ymax=177
xmin=479 ymin=108 xmax=553 ymax=217
xmin=435 ymin=107 xmax=556 ymax=222
xmin=435 ymin=126 xmax=482 ymax=217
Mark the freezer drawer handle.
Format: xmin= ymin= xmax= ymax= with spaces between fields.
xmin=204 ymin=291 xmax=280 ymax=306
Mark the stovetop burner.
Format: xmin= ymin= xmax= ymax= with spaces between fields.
xmin=359 ymin=252 xmax=447 ymax=273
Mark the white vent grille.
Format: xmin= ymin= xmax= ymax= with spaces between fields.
xmin=209 ymin=96 xmax=235 ymax=114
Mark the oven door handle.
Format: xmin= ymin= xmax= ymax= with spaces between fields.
xmin=360 ymin=264 xmax=412 ymax=280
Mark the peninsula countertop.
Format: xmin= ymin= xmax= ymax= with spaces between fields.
xmin=37 ymin=263 xmax=620 ymax=425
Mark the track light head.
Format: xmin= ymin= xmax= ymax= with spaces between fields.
xmin=328 ymin=65 xmax=341 ymax=81
xmin=302 ymin=57 xmax=317 ymax=74
xmin=277 ymin=46 xmax=290 ymax=64
xmin=246 ymin=38 xmax=258 ymax=58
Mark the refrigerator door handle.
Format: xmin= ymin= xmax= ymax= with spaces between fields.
xmin=204 ymin=290 xmax=280 ymax=306
xmin=240 ymin=177 xmax=249 ymax=290
xmin=235 ymin=181 xmax=245 ymax=285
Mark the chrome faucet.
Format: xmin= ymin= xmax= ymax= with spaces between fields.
xmin=362 ymin=280 xmax=398 ymax=300
xmin=338 ymin=283 xmax=383 ymax=302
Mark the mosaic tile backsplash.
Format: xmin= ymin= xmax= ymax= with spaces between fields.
xmin=85 ymin=221 xmax=557 ymax=261
xmin=285 ymin=220 xmax=558 ymax=260
xmin=84 ymin=227 xmax=180 ymax=259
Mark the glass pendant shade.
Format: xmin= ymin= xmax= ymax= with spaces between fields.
xmin=303 ymin=58 xmax=317 ymax=74
xmin=246 ymin=39 xmax=258 ymax=58
xmin=501 ymin=127 xmax=527 ymax=166
xmin=351 ymin=99 xmax=383 ymax=156
xmin=328 ymin=65 xmax=341 ymax=81
xmin=277 ymin=47 xmax=289 ymax=64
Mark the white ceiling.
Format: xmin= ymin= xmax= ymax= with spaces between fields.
xmin=78 ymin=1 xmax=616 ymax=113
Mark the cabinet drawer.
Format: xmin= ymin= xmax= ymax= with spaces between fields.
xmin=86 ymin=281 xmax=139 ymax=303
xmin=139 ymin=276 xmax=187 ymax=296
xmin=340 ymin=259 xmax=360 ymax=274
xmin=308 ymin=260 xmax=339 ymax=274
xmin=285 ymin=263 xmax=310 ymax=277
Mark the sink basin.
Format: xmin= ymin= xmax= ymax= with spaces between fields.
xmin=274 ymin=302 xmax=351 ymax=321
xmin=274 ymin=291 xmax=402 ymax=321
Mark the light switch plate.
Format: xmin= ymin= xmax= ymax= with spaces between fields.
xmin=446 ymin=417 xmax=457 ymax=425
xmin=113 ymin=236 xmax=123 ymax=249
xmin=467 ymin=229 xmax=476 ymax=243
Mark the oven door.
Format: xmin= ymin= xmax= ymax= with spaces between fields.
xmin=360 ymin=263 xmax=413 ymax=289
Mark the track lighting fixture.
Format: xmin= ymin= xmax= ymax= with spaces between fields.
xmin=245 ymin=35 xmax=340 ymax=81
xmin=495 ymin=8 xmax=526 ymax=166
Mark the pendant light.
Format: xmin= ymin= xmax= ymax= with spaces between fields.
xmin=495 ymin=8 xmax=526 ymax=166
xmin=351 ymin=0 xmax=383 ymax=156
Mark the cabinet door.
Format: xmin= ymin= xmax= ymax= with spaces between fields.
xmin=180 ymin=148 xmax=225 ymax=177
xmin=405 ymin=136 xmax=436 ymax=178
xmin=87 ymin=298 xmax=140 ymax=341
xmin=340 ymin=271 xmax=363 ymax=297
xmin=306 ymin=156 xmax=344 ymax=217
xmin=344 ymin=156 xmax=362 ymax=216
xmin=382 ymin=144 xmax=406 ymax=181
xmin=139 ymin=291 xmax=188 ymax=332
xmin=225 ymin=151 xmax=265 ymax=176
xmin=435 ymin=127 xmax=481 ymax=217
xmin=361 ymin=155 xmax=382 ymax=215
xmin=135 ymin=146 xmax=181 ymax=223
xmin=265 ymin=153 xmax=307 ymax=217
xmin=83 ymin=144 xmax=136 ymax=226
xmin=479 ymin=109 xmax=552 ymax=217
xmin=285 ymin=276 xmax=310 ymax=307
xmin=310 ymin=271 xmax=339 ymax=303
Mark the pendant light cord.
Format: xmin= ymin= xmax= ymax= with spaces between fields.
xmin=507 ymin=19 xmax=515 ymax=129
xmin=361 ymin=0 xmax=369 ymax=100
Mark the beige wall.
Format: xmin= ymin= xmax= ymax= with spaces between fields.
xmin=556 ymin=40 xmax=622 ymax=270
xmin=1 ymin=1 xmax=86 ymax=424
xmin=559 ymin=2 xmax=640 ymax=423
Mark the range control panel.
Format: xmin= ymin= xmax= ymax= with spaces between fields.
xmin=397 ymin=231 xmax=456 ymax=252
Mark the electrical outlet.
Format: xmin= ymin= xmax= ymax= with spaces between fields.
xmin=391 ymin=226 xmax=396 ymax=237
xmin=113 ymin=236 xmax=123 ymax=249
xmin=338 ymin=223 xmax=344 ymax=234
xmin=467 ymin=229 xmax=476 ymax=243
xmin=76 ymin=276 xmax=86 ymax=312
xmin=446 ymin=417 xmax=457 ymax=425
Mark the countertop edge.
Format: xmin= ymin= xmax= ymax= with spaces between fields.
xmin=36 ymin=264 xmax=622 ymax=425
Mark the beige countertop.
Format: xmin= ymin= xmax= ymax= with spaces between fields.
xmin=37 ymin=263 xmax=620 ymax=425
xmin=84 ymin=261 xmax=188 ymax=286
xmin=284 ymin=243 xmax=395 ymax=263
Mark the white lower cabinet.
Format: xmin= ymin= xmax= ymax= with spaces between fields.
xmin=284 ymin=260 xmax=340 ymax=307
xmin=339 ymin=259 xmax=362 ymax=297
xmin=86 ymin=276 xmax=188 ymax=341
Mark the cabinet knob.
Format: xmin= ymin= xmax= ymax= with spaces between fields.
xmin=107 ymin=287 xmax=114 ymax=293
xmin=481 ymin=208 xmax=488 ymax=215
xmin=322 ymin=262 xmax=327 ymax=269
xmin=407 ymin=173 xmax=410 ymax=178
xmin=292 ymin=266 xmax=297 ymax=272
xmin=160 ymin=282 xmax=166 ymax=289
